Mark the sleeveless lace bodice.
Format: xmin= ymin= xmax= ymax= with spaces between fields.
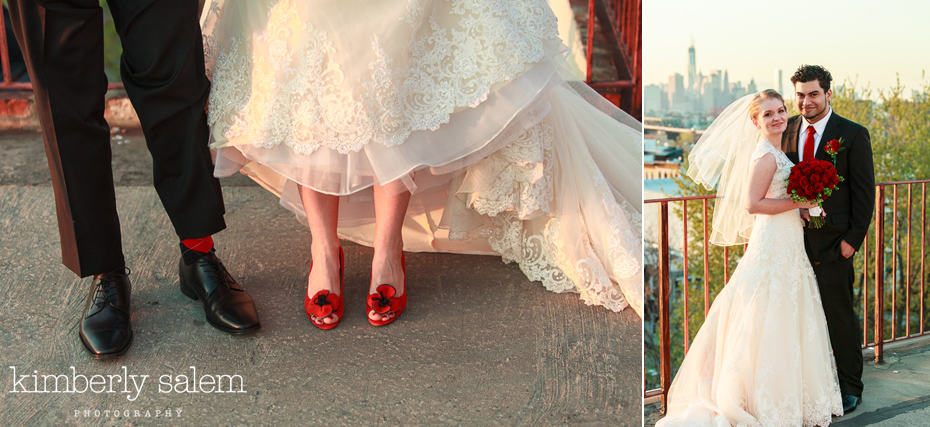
xmin=747 ymin=139 xmax=805 ymax=250
xmin=751 ymin=140 xmax=793 ymax=200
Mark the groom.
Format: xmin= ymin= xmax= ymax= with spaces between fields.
xmin=6 ymin=0 xmax=260 ymax=358
xmin=783 ymin=65 xmax=875 ymax=414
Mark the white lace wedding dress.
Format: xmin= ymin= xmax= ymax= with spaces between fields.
xmin=657 ymin=141 xmax=843 ymax=425
xmin=198 ymin=0 xmax=643 ymax=315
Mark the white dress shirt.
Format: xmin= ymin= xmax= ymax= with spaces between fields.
xmin=798 ymin=106 xmax=833 ymax=159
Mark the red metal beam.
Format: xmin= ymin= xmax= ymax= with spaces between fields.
xmin=0 ymin=7 xmax=12 ymax=86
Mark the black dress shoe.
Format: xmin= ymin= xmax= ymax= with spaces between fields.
xmin=842 ymin=394 xmax=861 ymax=414
xmin=179 ymin=250 xmax=260 ymax=334
xmin=79 ymin=270 xmax=133 ymax=359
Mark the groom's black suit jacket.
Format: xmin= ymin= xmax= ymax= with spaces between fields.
xmin=783 ymin=112 xmax=875 ymax=263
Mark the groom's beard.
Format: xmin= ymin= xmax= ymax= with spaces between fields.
xmin=801 ymin=103 xmax=828 ymax=122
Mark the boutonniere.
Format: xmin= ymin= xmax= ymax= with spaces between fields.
xmin=823 ymin=138 xmax=845 ymax=165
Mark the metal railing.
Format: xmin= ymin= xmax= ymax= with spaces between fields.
xmin=644 ymin=179 xmax=930 ymax=412
xmin=584 ymin=0 xmax=641 ymax=118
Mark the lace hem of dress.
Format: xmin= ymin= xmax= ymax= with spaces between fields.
xmin=202 ymin=0 xmax=563 ymax=155
xmin=751 ymin=397 xmax=843 ymax=426
xmin=449 ymin=116 xmax=641 ymax=313
xmin=199 ymin=0 xmax=642 ymax=314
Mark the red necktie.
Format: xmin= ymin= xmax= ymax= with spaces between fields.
xmin=803 ymin=126 xmax=816 ymax=162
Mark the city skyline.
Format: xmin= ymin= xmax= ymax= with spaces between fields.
xmin=644 ymin=42 xmax=768 ymax=115
xmin=644 ymin=0 xmax=930 ymax=96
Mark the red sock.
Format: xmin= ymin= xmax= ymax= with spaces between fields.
xmin=182 ymin=236 xmax=214 ymax=253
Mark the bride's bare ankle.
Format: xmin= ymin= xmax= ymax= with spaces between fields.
xmin=310 ymin=237 xmax=340 ymax=249
xmin=310 ymin=241 xmax=341 ymax=260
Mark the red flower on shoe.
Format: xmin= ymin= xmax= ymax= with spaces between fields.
xmin=367 ymin=285 xmax=398 ymax=314
xmin=308 ymin=290 xmax=338 ymax=318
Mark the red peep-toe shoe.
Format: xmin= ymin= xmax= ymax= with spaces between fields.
xmin=365 ymin=253 xmax=406 ymax=327
xmin=304 ymin=247 xmax=344 ymax=330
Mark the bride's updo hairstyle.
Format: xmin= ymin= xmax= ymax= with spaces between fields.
xmin=747 ymin=89 xmax=785 ymax=120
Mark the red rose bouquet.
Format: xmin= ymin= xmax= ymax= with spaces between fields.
xmin=786 ymin=139 xmax=845 ymax=228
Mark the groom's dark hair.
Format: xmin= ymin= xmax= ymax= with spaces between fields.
xmin=790 ymin=65 xmax=832 ymax=91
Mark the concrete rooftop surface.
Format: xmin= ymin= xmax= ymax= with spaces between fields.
xmin=0 ymin=130 xmax=641 ymax=425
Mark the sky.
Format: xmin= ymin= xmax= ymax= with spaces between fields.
xmin=644 ymin=0 xmax=930 ymax=97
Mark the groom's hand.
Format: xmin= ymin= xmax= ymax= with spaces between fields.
xmin=840 ymin=240 xmax=855 ymax=259
xmin=800 ymin=208 xmax=811 ymax=223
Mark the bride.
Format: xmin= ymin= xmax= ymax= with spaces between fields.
xmin=656 ymin=90 xmax=842 ymax=425
xmin=197 ymin=0 xmax=643 ymax=327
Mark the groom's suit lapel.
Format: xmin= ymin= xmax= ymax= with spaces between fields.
xmin=816 ymin=112 xmax=843 ymax=161
xmin=785 ymin=116 xmax=801 ymax=164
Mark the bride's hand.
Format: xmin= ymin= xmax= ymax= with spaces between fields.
xmin=799 ymin=208 xmax=811 ymax=223
xmin=796 ymin=200 xmax=818 ymax=210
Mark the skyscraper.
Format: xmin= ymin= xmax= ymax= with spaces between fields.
xmin=644 ymin=84 xmax=666 ymax=114
xmin=688 ymin=41 xmax=696 ymax=92
xmin=775 ymin=69 xmax=784 ymax=95
xmin=708 ymin=70 xmax=724 ymax=110
xmin=669 ymin=73 xmax=687 ymax=112
xmin=723 ymin=70 xmax=729 ymax=98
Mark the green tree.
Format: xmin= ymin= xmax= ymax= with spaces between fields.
xmin=102 ymin=3 xmax=120 ymax=82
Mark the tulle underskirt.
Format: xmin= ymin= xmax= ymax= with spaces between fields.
xmin=212 ymin=71 xmax=644 ymax=315
xmin=202 ymin=0 xmax=643 ymax=314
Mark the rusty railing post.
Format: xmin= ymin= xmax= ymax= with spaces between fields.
xmin=682 ymin=200 xmax=690 ymax=354
xmin=0 ymin=7 xmax=12 ymax=86
xmin=874 ymin=186 xmax=885 ymax=363
xmin=922 ymin=183 xmax=926 ymax=335
xmin=658 ymin=201 xmax=672 ymax=411
xmin=907 ymin=184 xmax=912 ymax=336
xmin=891 ymin=185 xmax=898 ymax=339
xmin=702 ymin=199 xmax=710 ymax=315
